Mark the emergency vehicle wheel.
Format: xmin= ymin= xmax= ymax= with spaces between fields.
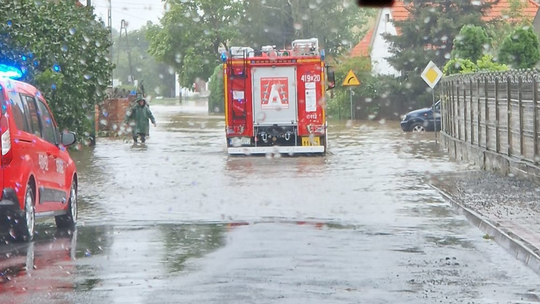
xmin=13 ymin=184 xmax=35 ymax=242
xmin=55 ymin=180 xmax=77 ymax=229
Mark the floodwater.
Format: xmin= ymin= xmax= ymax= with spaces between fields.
xmin=1 ymin=102 xmax=540 ymax=304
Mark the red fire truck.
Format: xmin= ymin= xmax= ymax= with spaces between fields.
xmin=221 ymin=38 xmax=335 ymax=155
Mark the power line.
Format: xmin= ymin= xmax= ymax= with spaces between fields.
xmin=95 ymin=5 xmax=160 ymax=11
xmin=94 ymin=3 xmax=159 ymax=8
xmin=104 ymin=1 xmax=159 ymax=5
xmin=111 ymin=9 xmax=152 ymax=21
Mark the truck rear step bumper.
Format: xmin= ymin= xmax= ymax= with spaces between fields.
xmin=228 ymin=146 xmax=325 ymax=155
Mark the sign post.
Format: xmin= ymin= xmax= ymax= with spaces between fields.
xmin=350 ymin=87 xmax=353 ymax=120
xmin=342 ymin=69 xmax=361 ymax=120
xmin=420 ymin=61 xmax=443 ymax=143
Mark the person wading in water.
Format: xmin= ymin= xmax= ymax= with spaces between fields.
xmin=124 ymin=98 xmax=156 ymax=144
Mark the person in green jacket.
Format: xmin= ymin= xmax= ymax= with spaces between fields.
xmin=124 ymin=98 xmax=156 ymax=143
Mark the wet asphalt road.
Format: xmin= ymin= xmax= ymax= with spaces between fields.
xmin=1 ymin=103 xmax=540 ymax=303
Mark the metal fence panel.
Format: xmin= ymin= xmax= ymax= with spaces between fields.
xmin=441 ymin=71 xmax=540 ymax=164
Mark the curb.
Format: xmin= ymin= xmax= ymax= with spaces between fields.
xmin=429 ymin=183 xmax=540 ymax=275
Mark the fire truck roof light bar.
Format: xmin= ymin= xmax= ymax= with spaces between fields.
xmin=222 ymin=38 xmax=322 ymax=60
xmin=291 ymin=38 xmax=319 ymax=56
xmin=0 ymin=64 xmax=23 ymax=80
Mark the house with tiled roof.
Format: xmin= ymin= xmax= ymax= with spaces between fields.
xmin=353 ymin=0 xmax=540 ymax=76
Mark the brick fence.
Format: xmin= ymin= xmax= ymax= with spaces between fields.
xmin=96 ymin=97 xmax=134 ymax=136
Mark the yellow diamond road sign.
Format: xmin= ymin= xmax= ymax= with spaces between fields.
xmin=421 ymin=61 xmax=443 ymax=89
xmin=342 ymin=69 xmax=361 ymax=86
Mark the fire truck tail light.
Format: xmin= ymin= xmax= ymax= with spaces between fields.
xmin=1 ymin=114 xmax=12 ymax=166
xmin=1 ymin=128 xmax=10 ymax=156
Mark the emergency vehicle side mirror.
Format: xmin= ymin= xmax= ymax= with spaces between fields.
xmin=327 ymin=70 xmax=336 ymax=91
xmin=61 ymin=131 xmax=77 ymax=147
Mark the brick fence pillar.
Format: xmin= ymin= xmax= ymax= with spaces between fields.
xmin=98 ymin=98 xmax=132 ymax=136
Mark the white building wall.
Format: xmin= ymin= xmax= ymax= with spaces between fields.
xmin=175 ymin=72 xmax=181 ymax=97
xmin=370 ymin=8 xmax=401 ymax=77
xmin=175 ymin=72 xmax=211 ymax=98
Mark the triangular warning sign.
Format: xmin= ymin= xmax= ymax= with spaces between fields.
xmin=342 ymin=69 xmax=360 ymax=86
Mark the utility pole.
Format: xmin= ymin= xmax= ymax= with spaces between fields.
xmin=118 ymin=19 xmax=135 ymax=86
xmin=87 ymin=0 xmax=91 ymax=6
xmin=108 ymin=0 xmax=113 ymax=85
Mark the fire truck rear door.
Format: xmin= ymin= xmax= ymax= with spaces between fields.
xmin=251 ymin=66 xmax=297 ymax=126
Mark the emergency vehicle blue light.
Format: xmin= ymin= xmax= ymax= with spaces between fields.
xmin=0 ymin=64 xmax=23 ymax=80
xmin=221 ymin=52 xmax=227 ymax=63
xmin=321 ymin=49 xmax=325 ymax=61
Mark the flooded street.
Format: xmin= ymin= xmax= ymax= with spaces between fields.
xmin=2 ymin=103 xmax=540 ymax=303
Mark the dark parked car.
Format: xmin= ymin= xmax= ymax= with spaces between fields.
xmin=400 ymin=100 xmax=441 ymax=132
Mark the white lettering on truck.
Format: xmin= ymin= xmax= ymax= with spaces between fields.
xmin=38 ymin=154 xmax=48 ymax=171
xmin=301 ymin=74 xmax=321 ymax=82
xmin=305 ymin=82 xmax=317 ymax=113
xmin=56 ymin=159 xmax=64 ymax=174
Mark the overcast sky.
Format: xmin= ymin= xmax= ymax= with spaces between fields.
xmin=91 ymin=0 xmax=165 ymax=31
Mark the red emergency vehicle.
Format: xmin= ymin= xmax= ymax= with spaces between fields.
xmin=222 ymin=38 xmax=335 ymax=155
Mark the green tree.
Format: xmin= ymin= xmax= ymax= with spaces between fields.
xmin=443 ymin=58 xmax=477 ymax=75
xmin=147 ymin=0 xmax=244 ymax=88
xmin=237 ymin=0 xmax=295 ymax=49
xmin=382 ymin=0 xmax=493 ymax=104
xmin=0 ymin=0 xmax=113 ymax=138
xmin=451 ymin=25 xmax=490 ymax=62
xmin=486 ymin=0 xmax=530 ymax=52
xmin=498 ymin=25 xmax=540 ymax=69
xmin=384 ymin=0 xmax=491 ymax=75
xmin=148 ymin=0 xmax=372 ymax=90
xmin=476 ymin=54 xmax=509 ymax=71
xmin=112 ymin=24 xmax=176 ymax=98
xmin=326 ymin=56 xmax=372 ymax=119
xmin=208 ymin=65 xmax=224 ymax=113
xmin=444 ymin=54 xmax=509 ymax=75
xmin=236 ymin=0 xmax=372 ymax=57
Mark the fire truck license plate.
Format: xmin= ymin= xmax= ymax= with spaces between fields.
xmin=230 ymin=137 xmax=251 ymax=146
xmin=302 ymin=137 xmax=320 ymax=146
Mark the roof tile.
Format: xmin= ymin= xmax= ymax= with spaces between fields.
xmin=351 ymin=28 xmax=375 ymax=57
